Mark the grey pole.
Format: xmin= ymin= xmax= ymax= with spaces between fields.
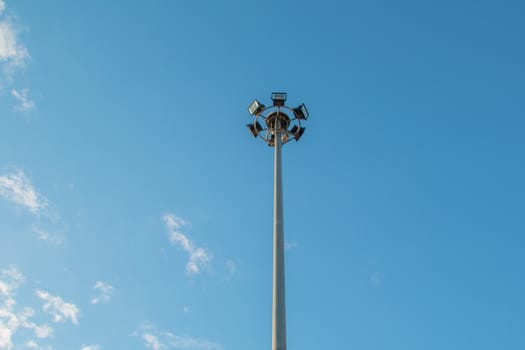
xmin=272 ymin=118 xmax=287 ymax=350
xmin=246 ymin=93 xmax=308 ymax=350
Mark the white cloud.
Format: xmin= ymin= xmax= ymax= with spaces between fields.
xmin=0 ymin=0 xmax=32 ymax=114
xmin=136 ymin=323 xmax=221 ymax=350
xmin=143 ymin=333 xmax=166 ymax=350
xmin=0 ymin=168 xmax=66 ymax=245
xmin=0 ymin=266 xmax=54 ymax=349
xmin=0 ymin=322 xmax=14 ymax=349
xmin=1 ymin=266 xmax=24 ymax=287
xmin=221 ymin=259 xmax=238 ymax=281
xmin=0 ymin=169 xmax=48 ymax=215
xmin=31 ymin=323 xmax=53 ymax=339
xmin=33 ymin=226 xmax=63 ymax=245
xmin=11 ymin=88 xmax=35 ymax=112
xmin=0 ymin=0 xmax=38 ymax=123
xmin=25 ymin=339 xmax=53 ymax=350
xmin=0 ymin=16 xmax=29 ymax=83
xmin=163 ymin=214 xmax=188 ymax=230
xmin=90 ymin=281 xmax=114 ymax=305
xmin=35 ymin=290 xmax=79 ymax=325
xmin=25 ymin=339 xmax=39 ymax=348
xmin=163 ymin=214 xmax=211 ymax=275
xmin=81 ymin=345 xmax=100 ymax=350
xmin=164 ymin=332 xmax=222 ymax=350
xmin=284 ymin=240 xmax=298 ymax=251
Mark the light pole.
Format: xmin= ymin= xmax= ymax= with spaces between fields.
xmin=246 ymin=92 xmax=309 ymax=350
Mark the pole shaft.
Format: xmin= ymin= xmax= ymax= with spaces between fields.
xmin=272 ymin=121 xmax=286 ymax=350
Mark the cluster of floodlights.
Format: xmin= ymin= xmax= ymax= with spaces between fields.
xmin=247 ymin=92 xmax=309 ymax=146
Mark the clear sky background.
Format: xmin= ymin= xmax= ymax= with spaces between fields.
xmin=1 ymin=0 xmax=524 ymax=349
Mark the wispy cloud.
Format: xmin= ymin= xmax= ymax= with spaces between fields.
xmin=225 ymin=260 xmax=237 ymax=277
xmin=143 ymin=333 xmax=166 ymax=350
xmin=35 ymin=290 xmax=79 ymax=325
xmin=0 ymin=266 xmax=54 ymax=349
xmin=1 ymin=0 xmax=34 ymax=115
xmin=163 ymin=332 xmax=222 ymax=350
xmin=81 ymin=345 xmax=101 ymax=350
xmin=1 ymin=167 xmax=67 ymax=245
xmin=136 ymin=322 xmax=221 ymax=350
xmin=25 ymin=340 xmax=40 ymax=348
xmin=284 ymin=240 xmax=298 ymax=251
xmin=1 ymin=265 xmax=24 ymax=287
xmin=90 ymin=281 xmax=114 ymax=305
xmin=33 ymin=226 xmax=63 ymax=245
xmin=163 ymin=214 xmax=211 ymax=275
xmin=0 ymin=2 xmax=30 ymax=84
xmin=11 ymin=88 xmax=35 ymax=112
xmin=218 ymin=259 xmax=239 ymax=282
xmin=25 ymin=339 xmax=53 ymax=350
xmin=0 ymin=21 xmax=29 ymax=76
xmin=0 ymin=169 xmax=48 ymax=215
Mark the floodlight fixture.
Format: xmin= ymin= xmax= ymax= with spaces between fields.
xmin=293 ymin=103 xmax=309 ymax=120
xmin=247 ymin=121 xmax=264 ymax=137
xmin=294 ymin=127 xmax=305 ymax=141
xmin=248 ymin=99 xmax=265 ymax=116
xmin=247 ymin=123 xmax=258 ymax=137
xmin=271 ymin=92 xmax=287 ymax=107
xmin=289 ymin=125 xmax=305 ymax=141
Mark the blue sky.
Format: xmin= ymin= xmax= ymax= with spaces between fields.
xmin=1 ymin=0 xmax=524 ymax=349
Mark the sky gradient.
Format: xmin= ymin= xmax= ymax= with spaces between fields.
xmin=1 ymin=0 xmax=524 ymax=349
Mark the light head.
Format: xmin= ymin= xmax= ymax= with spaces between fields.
xmin=292 ymin=126 xmax=305 ymax=141
xmin=246 ymin=121 xmax=264 ymax=137
xmin=293 ymin=103 xmax=309 ymax=120
xmin=271 ymin=92 xmax=287 ymax=107
xmin=248 ymin=99 xmax=265 ymax=116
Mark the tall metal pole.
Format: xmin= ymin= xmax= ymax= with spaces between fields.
xmin=272 ymin=119 xmax=286 ymax=350
xmin=246 ymin=93 xmax=309 ymax=350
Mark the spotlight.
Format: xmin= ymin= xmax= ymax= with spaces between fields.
xmin=247 ymin=124 xmax=257 ymax=137
xmin=294 ymin=127 xmax=305 ymax=141
xmin=255 ymin=121 xmax=263 ymax=132
xmin=247 ymin=121 xmax=264 ymax=137
xmin=289 ymin=125 xmax=299 ymax=134
xmin=293 ymin=103 xmax=309 ymax=120
xmin=248 ymin=99 xmax=265 ymax=116
xmin=271 ymin=92 xmax=287 ymax=107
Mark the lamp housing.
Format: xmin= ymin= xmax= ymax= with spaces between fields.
xmin=247 ymin=121 xmax=264 ymax=137
xmin=271 ymin=92 xmax=287 ymax=107
xmin=293 ymin=103 xmax=309 ymax=120
xmin=248 ymin=99 xmax=265 ymax=116
xmin=247 ymin=124 xmax=258 ymax=137
xmin=294 ymin=127 xmax=305 ymax=141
